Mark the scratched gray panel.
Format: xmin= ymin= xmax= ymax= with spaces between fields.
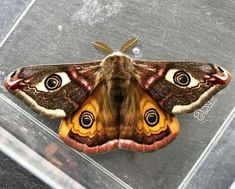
xmin=0 ymin=0 xmax=52 ymax=188
xmin=183 ymin=109 xmax=235 ymax=189
xmin=0 ymin=0 xmax=32 ymax=41
xmin=0 ymin=0 xmax=234 ymax=189
xmin=0 ymin=152 xmax=50 ymax=189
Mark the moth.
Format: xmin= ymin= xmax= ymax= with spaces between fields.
xmin=4 ymin=38 xmax=231 ymax=154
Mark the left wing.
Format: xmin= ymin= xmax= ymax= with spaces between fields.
xmin=134 ymin=60 xmax=231 ymax=114
xmin=4 ymin=61 xmax=101 ymax=118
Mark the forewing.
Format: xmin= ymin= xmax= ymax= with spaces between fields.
xmin=4 ymin=61 xmax=101 ymax=118
xmin=134 ymin=60 xmax=231 ymax=114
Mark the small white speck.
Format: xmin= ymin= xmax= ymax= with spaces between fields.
xmin=57 ymin=25 xmax=63 ymax=31
xmin=133 ymin=47 xmax=140 ymax=55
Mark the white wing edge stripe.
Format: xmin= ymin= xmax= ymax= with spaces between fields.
xmin=16 ymin=90 xmax=66 ymax=118
xmin=172 ymin=85 xmax=217 ymax=114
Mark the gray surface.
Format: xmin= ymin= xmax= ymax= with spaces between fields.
xmin=0 ymin=0 xmax=51 ymax=188
xmin=0 ymin=0 xmax=31 ymax=41
xmin=0 ymin=152 xmax=50 ymax=189
xmin=0 ymin=0 xmax=234 ymax=189
xmin=183 ymin=108 xmax=235 ymax=189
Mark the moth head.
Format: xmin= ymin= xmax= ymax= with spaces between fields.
xmin=93 ymin=37 xmax=139 ymax=90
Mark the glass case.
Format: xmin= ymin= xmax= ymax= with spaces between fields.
xmin=0 ymin=0 xmax=234 ymax=188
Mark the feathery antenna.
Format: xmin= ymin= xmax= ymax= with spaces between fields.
xmin=119 ymin=37 xmax=139 ymax=53
xmin=92 ymin=41 xmax=114 ymax=55
xmin=92 ymin=37 xmax=139 ymax=55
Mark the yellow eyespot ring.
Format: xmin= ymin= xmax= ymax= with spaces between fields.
xmin=144 ymin=109 xmax=159 ymax=127
xmin=79 ymin=111 xmax=95 ymax=129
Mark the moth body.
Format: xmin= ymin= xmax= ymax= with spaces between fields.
xmin=97 ymin=52 xmax=138 ymax=112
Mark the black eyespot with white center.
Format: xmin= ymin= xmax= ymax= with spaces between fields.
xmin=165 ymin=69 xmax=199 ymax=88
xmin=144 ymin=109 xmax=159 ymax=127
xmin=36 ymin=72 xmax=71 ymax=92
xmin=44 ymin=74 xmax=62 ymax=90
xmin=173 ymin=71 xmax=191 ymax=86
xmin=79 ymin=111 xmax=95 ymax=129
